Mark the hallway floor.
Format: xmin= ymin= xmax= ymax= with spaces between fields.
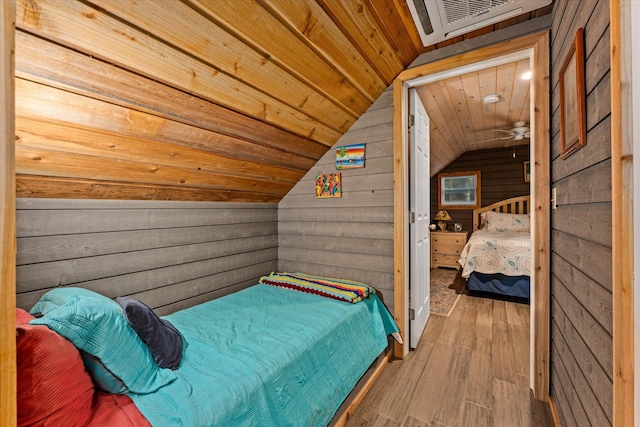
xmin=345 ymin=293 xmax=554 ymax=427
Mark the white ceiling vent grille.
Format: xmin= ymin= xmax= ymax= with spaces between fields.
xmin=407 ymin=0 xmax=552 ymax=46
xmin=442 ymin=0 xmax=514 ymax=25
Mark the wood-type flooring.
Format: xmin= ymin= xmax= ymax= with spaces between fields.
xmin=345 ymin=293 xmax=554 ymax=427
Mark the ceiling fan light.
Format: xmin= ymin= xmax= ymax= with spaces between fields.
xmin=482 ymin=94 xmax=500 ymax=104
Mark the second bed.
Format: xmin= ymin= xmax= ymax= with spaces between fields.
xmin=458 ymin=196 xmax=531 ymax=299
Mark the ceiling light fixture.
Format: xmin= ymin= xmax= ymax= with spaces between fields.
xmin=482 ymin=94 xmax=500 ymax=104
xmin=521 ymin=71 xmax=532 ymax=80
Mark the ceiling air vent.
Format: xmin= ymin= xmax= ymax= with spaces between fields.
xmin=407 ymin=0 xmax=552 ymax=46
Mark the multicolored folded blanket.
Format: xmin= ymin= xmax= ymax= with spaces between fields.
xmin=258 ymin=272 xmax=375 ymax=304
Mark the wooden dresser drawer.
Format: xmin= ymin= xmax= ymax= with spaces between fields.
xmin=431 ymin=233 xmax=466 ymax=247
xmin=432 ymin=244 xmax=464 ymax=256
xmin=431 ymin=254 xmax=460 ymax=268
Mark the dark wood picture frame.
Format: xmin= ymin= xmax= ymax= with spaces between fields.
xmin=559 ymin=27 xmax=587 ymax=159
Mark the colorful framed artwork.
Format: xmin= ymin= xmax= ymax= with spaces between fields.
xmin=315 ymin=173 xmax=341 ymax=198
xmin=559 ymin=27 xmax=587 ymax=159
xmin=336 ymin=144 xmax=365 ymax=169
xmin=524 ymin=161 xmax=531 ymax=182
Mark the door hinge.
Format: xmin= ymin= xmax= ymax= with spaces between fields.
xmin=409 ymin=114 xmax=415 ymax=127
xmin=409 ymin=308 xmax=415 ymax=320
xmin=409 ymin=211 xmax=415 ymax=223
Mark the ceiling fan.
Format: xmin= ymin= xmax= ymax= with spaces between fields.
xmin=476 ymin=120 xmax=531 ymax=146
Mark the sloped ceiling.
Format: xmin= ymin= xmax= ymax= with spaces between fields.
xmin=418 ymin=57 xmax=532 ymax=175
xmin=14 ymin=0 xmax=551 ymax=202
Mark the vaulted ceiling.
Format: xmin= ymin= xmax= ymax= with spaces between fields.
xmin=417 ymin=57 xmax=532 ymax=174
xmin=14 ymin=0 xmax=551 ymax=202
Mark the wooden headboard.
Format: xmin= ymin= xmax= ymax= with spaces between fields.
xmin=472 ymin=195 xmax=531 ymax=231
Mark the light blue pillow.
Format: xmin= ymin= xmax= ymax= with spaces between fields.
xmin=29 ymin=287 xmax=176 ymax=394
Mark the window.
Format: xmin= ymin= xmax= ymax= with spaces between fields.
xmin=438 ymin=171 xmax=481 ymax=210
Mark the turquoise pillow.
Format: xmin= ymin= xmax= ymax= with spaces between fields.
xmin=30 ymin=288 xmax=176 ymax=394
xmin=80 ymin=351 xmax=127 ymax=394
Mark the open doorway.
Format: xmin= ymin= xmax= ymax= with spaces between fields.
xmin=408 ymin=51 xmax=532 ymax=350
xmin=392 ymin=31 xmax=551 ymax=401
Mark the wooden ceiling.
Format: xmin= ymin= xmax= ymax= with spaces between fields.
xmin=14 ymin=0 xmax=551 ymax=202
xmin=417 ymin=58 xmax=532 ymax=174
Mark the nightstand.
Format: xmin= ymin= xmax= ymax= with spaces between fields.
xmin=430 ymin=231 xmax=468 ymax=269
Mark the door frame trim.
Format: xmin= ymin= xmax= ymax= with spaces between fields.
xmin=1 ymin=0 xmax=17 ymax=424
xmin=610 ymin=1 xmax=634 ymax=425
xmin=392 ymin=30 xmax=551 ymax=400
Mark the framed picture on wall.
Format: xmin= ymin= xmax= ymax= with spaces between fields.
xmin=559 ymin=27 xmax=587 ymax=159
xmin=315 ymin=173 xmax=341 ymax=198
xmin=336 ymin=144 xmax=365 ymax=169
xmin=524 ymin=161 xmax=530 ymax=182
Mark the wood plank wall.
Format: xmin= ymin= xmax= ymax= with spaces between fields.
xmin=278 ymin=16 xmax=552 ymax=327
xmin=278 ymin=89 xmax=396 ymax=311
xmin=549 ymin=0 xmax=613 ymax=425
xmin=430 ymin=145 xmax=531 ymax=232
xmin=16 ymin=199 xmax=278 ymax=316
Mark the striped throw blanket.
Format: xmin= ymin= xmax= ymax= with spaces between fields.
xmin=258 ymin=272 xmax=375 ymax=304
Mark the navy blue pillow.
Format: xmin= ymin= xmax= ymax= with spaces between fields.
xmin=116 ymin=297 xmax=184 ymax=370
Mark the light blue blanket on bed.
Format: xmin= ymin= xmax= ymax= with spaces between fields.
xmin=128 ymin=284 xmax=398 ymax=426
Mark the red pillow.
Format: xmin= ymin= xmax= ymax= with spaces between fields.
xmin=16 ymin=309 xmax=33 ymax=326
xmin=16 ymin=309 xmax=95 ymax=427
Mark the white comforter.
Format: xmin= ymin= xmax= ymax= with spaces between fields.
xmin=458 ymin=229 xmax=531 ymax=279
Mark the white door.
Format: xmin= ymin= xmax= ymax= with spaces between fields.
xmin=409 ymin=88 xmax=431 ymax=349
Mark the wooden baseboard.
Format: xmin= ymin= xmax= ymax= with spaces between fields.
xmin=548 ymin=395 xmax=563 ymax=427
xmin=332 ymin=351 xmax=391 ymax=427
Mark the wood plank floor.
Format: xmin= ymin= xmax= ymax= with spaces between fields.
xmin=345 ymin=293 xmax=554 ymax=427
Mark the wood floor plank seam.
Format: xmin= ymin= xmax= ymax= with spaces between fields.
xmin=464 ymin=399 xmax=493 ymax=411
xmin=345 ymin=294 xmax=554 ymax=427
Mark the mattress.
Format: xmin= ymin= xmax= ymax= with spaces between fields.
xmin=128 ymin=283 xmax=397 ymax=427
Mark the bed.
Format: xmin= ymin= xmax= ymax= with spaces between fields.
xmin=458 ymin=196 xmax=531 ymax=299
xmin=17 ymin=272 xmax=399 ymax=427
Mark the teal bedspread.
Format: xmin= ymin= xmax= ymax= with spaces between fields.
xmin=129 ymin=284 xmax=398 ymax=426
